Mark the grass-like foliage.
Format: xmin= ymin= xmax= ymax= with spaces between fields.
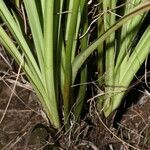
xmin=96 ymin=0 xmax=150 ymax=117
xmin=0 ymin=0 xmax=150 ymax=129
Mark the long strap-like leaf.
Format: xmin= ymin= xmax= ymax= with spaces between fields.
xmin=72 ymin=1 xmax=150 ymax=83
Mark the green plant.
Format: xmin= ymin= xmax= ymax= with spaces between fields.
xmin=96 ymin=0 xmax=150 ymax=117
xmin=72 ymin=0 xmax=150 ymax=117
xmin=0 ymin=0 xmax=150 ymax=130
xmin=0 ymin=0 xmax=88 ymax=129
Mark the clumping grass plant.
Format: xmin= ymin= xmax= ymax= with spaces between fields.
xmin=0 ymin=0 xmax=150 ymax=130
xmin=96 ymin=0 xmax=150 ymax=117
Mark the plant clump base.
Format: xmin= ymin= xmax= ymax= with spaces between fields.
xmin=1 ymin=76 xmax=150 ymax=149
